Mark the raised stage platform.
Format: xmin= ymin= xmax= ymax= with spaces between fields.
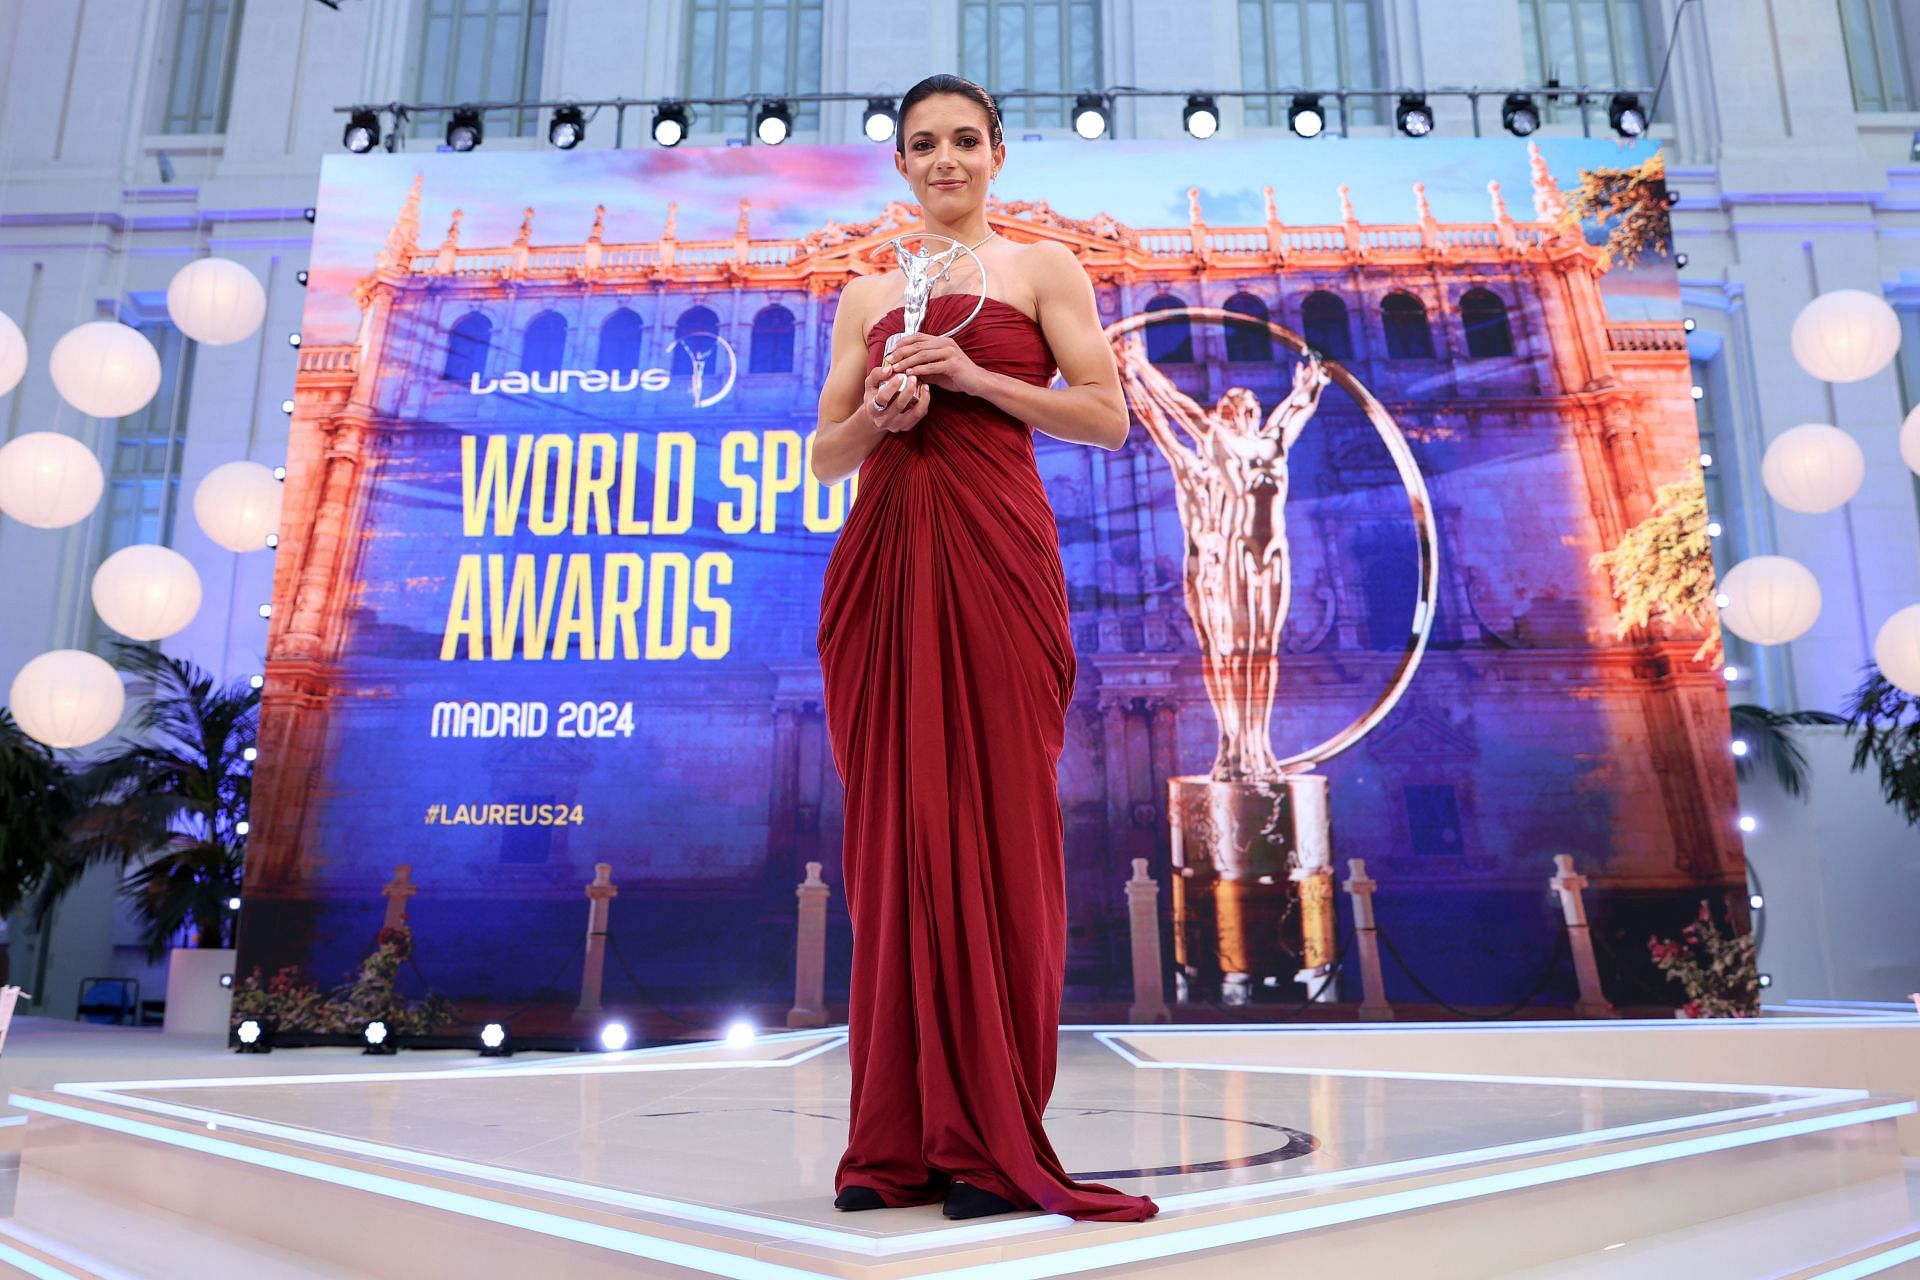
xmin=0 ymin=1017 xmax=1917 ymax=1278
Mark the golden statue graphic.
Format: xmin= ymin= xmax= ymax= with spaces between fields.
xmin=1115 ymin=332 xmax=1331 ymax=781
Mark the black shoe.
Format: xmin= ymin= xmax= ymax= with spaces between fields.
xmin=834 ymin=1185 xmax=887 ymax=1211
xmin=942 ymin=1180 xmax=1022 ymax=1220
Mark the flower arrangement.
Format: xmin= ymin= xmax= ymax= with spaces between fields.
xmin=231 ymin=922 xmax=452 ymax=1035
xmin=1647 ymin=900 xmax=1760 ymax=1018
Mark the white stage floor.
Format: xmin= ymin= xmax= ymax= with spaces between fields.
xmin=2 ymin=1022 xmax=1918 ymax=1277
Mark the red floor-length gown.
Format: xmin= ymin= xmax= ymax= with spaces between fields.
xmin=817 ymin=292 xmax=1159 ymax=1223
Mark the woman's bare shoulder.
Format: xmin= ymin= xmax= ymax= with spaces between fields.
xmin=836 ymin=273 xmax=892 ymax=336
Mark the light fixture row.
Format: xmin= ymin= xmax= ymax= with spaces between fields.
xmin=341 ymin=89 xmax=1653 ymax=152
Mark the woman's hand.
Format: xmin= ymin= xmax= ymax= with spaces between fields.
xmin=883 ymin=332 xmax=985 ymax=395
xmin=864 ymin=362 xmax=931 ymax=434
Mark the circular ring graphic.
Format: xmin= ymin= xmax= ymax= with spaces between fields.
xmin=1103 ymin=306 xmax=1440 ymax=771
xmin=662 ymin=334 xmax=738 ymax=408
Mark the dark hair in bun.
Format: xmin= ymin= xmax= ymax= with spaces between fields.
xmin=895 ymin=74 xmax=1003 ymax=154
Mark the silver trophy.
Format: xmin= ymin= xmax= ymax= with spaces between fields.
xmin=882 ymin=231 xmax=991 ymax=362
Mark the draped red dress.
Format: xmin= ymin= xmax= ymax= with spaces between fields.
xmin=817 ymin=292 xmax=1159 ymax=1223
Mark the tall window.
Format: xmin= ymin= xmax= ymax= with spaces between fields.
xmin=1460 ymin=289 xmax=1515 ymax=357
xmin=1222 ymin=293 xmax=1273 ymax=362
xmin=751 ymin=305 xmax=796 ymax=373
xmin=961 ymin=0 xmax=1100 ymax=131
xmin=444 ymin=312 xmax=493 ymax=382
xmin=686 ymin=0 xmax=824 ymax=138
xmin=156 ymin=0 xmax=244 ymax=134
xmin=90 ymin=324 xmax=191 ymax=653
xmin=1381 ymin=292 xmax=1435 ymax=359
xmin=522 ymin=311 xmax=567 ymax=374
xmin=1840 ymin=0 xmax=1919 ymax=112
xmin=1239 ymin=0 xmax=1384 ymax=128
xmin=413 ymin=0 xmax=549 ymax=140
xmin=596 ymin=309 xmax=644 ymax=372
xmin=1301 ymin=290 xmax=1353 ymax=360
xmin=1144 ymin=295 xmax=1193 ymax=364
xmin=673 ymin=306 xmax=722 ymax=376
xmin=1517 ymin=0 xmax=1655 ymax=124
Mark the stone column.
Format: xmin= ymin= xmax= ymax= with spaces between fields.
xmin=1125 ymin=858 xmax=1170 ymax=1024
xmin=380 ymin=864 xmax=415 ymax=930
xmin=788 ymin=862 xmax=831 ymax=1029
xmin=1549 ymin=854 xmax=1617 ymax=1019
xmin=1343 ymin=858 xmax=1393 ymax=1021
xmin=575 ymin=863 xmax=619 ymax=1017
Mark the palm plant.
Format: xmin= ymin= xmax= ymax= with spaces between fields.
xmin=43 ymin=641 xmax=258 ymax=959
xmin=0 ymin=709 xmax=82 ymax=920
xmin=1728 ymin=703 xmax=1844 ymax=798
xmin=1841 ymin=664 xmax=1920 ymax=827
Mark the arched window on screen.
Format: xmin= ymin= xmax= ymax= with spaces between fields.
xmin=443 ymin=311 xmax=492 ymax=382
xmin=1144 ymin=295 xmax=1193 ymax=364
xmin=751 ymin=305 xmax=796 ymax=374
xmin=1381 ymin=292 xmax=1436 ymax=359
xmin=673 ymin=306 xmax=722 ymax=377
xmin=1300 ymin=291 xmax=1352 ymax=361
xmin=522 ymin=311 xmax=567 ymax=375
xmin=1460 ymin=288 xmax=1515 ymax=358
xmin=1222 ymin=293 xmax=1273 ymax=362
xmin=596 ymin=308 xmax=644 ymax=372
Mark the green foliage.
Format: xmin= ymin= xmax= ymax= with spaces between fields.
xmin=1648 ymin=900 xmax=1760 ymax=1018
xmin=1589 ymin=460 xmax=1721 ymax=666
xmin=1729 ymin=703 xmax=1845 ymax=798
xmin=1559 ymin=149 xmax=1672 ymax=271
xmin=1841 ymin=666 xmax=1920 ymax=828
xmin=0 ymin=709 xmax=83 ymax=918
xmin=231 ymin=924 xmax=452 ymax=1036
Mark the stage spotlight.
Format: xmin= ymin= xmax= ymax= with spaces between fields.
xmin=1758 ymin=973 xmax=1773 ymax=988
xmin=281 ymin=398 xmax=294 ymax=414
xmin=287 ymin=332 xmax=302 ymax=347
xmin=1608 ymin=93 xmax=1647 ymax=139
xmin=1666 ymin=189 xmax=1681 ymax=207
xmin=1738 ymin=814 xmax=1757 ymax=833
xmin=652 ymin=102 xmax=689 ymax=147
xmin=1724 ymin=665 xmax=1741 ymax=682
xmin=1501 ymin=93 xmax=1541 ymax=137
xmin=226 ymin=896 xmax=242 ymax=910
xmin=1683 ymin=317 xmax=1696 ymax=332
xmin=755 ymin=101 xmax=793 ymax=146
xmin=863 ymin=98 xmax=896 ymax=143
xmin=258 ymin=603 xmax=272 ymax=618
xmin=1700 ymin=451 xmax=1713 ymax=467
xmin=1182 ymin=95 xmax=1219 ymax=140
xmin=1750 ymin=893 xmax=1765 ymax=910
xmin=724 ymin=1018 xmax=756 ymax=1046
xmin=244 ymin=746 xmax=258 ymax=761
xmin=1288 ymin=94 xmax=1325 ymax=139
xmin=233 ymin=1017 xmax=274 ymax=1053
xmin=1715 ymin=592 xmax=1730 ymax=608
xmin=548 ymin=103 xmax=586 ymax=150
xmin=479 ymin=1022 xmax=512 ymax=1057
xmin=446 ymin=107 xmax=483 ymax=152
xmin=343 ymin=108 xmax=381 ymax=154
xmin=1731 ymin=739 xmax=1748 ymax=757
xmin=302 ymin=207 xmax=316 ymax=223
xmin=1072 ymin=94 xmax=1109 ymax=140
xmin=235 ymin=819 xmax=251 ymax=835
xmin=599 ymin=1021 xmax=631 ymax=1051
xmin=296 ymin=270 xmax=309 ymax=286
xmin=1674 ymin=252 xmax=1689 ymax=268
xmin=363 ymin=1019 xmax=397 ymax=1054
xmin=1690 ymin=385 xmax=1704 ymax=400
xmin=265 ymin=533 xmax=279 ymax=548
xmin=1706 ymin=521 xmax=1721 ymax=537
xmin=1395 ymin=94 xmax=1434 ymax=138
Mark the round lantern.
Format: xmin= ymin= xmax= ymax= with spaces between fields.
xmin=166 ymin=257 xmax=267 ymax=346
xmin=1790 ymin=289 xmax=1902 ymax=383
xmin=48 ymin=321 xmax=162 ymax=419
xmin=90 ymin=544 xmax=202 ymax=641
xmin=1718 ymin=556 xmax=1823 ymax=645
xmin=1902 ymin=404 xmax=1920 ymax=478
xmin=0 ymin=432 xmax=104 ymax=528
xmin=0 ymin=310 xmax=25 ymax=397
xmin=7 ymin=649 xmax=126 ymax=749
xmin=1761 ymin=423 xmax=1865 ymax=513
xmin=192 ymin=460 xmax=283 ymax=552
xmin=1875 ymin=605 xmax=1920 ymax=695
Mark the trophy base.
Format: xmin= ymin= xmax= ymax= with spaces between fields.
xmin=1168 ymin=774 xmax=1336 ymax=1005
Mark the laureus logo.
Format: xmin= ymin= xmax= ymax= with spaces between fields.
xmin=467 ymin=335 xmax=737 ymax=408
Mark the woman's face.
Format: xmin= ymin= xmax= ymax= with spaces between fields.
xmin=895 ymin=94 xmax=1003 ymax=215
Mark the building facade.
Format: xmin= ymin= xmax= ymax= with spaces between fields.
xmin=2 ymin=0 xmax=1917 ymax=1012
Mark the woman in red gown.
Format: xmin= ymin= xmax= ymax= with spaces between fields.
xmin=809 ymin=75 xmax=1159 ymax=1224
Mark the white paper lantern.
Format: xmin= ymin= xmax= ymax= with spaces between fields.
xmin=1761 ymin=423 xmax=1865 ymax=513
xmin=1876 ymin=605 xmax=1920 ymax=695
xmin=90 ymin=544 xmax=202 ymax=641
xmin=1718 ymin=556 xmax=1823 ymax=646
xmin=193 ymin=460 xmax=283 ymax=552
xmin=0 ymin=310 xmax=25 ymax=397
xmin=166 ymin=257 xmax=267 ymax=346
xmin=1790 ymin=289 xmax=1903 ymax=383
xmin=48 ymin=321 xmax=162 ymax=419
xmin=7 ymin=649 xmax=125 ymax=749
xmin=1902 ymin=404 xmax=1920 ymax=478
xmin=0 ymin=432 xmax=104 ymax=528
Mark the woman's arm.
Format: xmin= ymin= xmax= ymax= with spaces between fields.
xmin=809 ymin=277 xmax=931 ymax=486
xmin=884 ymin=241 xmax=1129 ymax=451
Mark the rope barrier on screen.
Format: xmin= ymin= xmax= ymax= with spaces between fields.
xmin=1372 ymin=924 xmax=1572 ymax=1021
